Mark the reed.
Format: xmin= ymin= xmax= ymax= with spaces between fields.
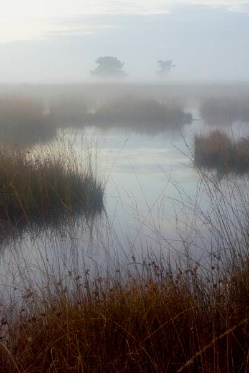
xmin=0 ymin=168 xmax=249 ymax=372
xmin=0 ymin=143 xmax=104 ymax=230
xmin=93 ymin=96 xmax=192 ymax=132
xmin=194 ymin=130 xmax=249 ymax=174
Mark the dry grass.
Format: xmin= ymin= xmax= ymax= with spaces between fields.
xmin=194 ymin=130 xmax=249 ymax=174
xmin=0 ymin=169 xmax=249 ymax=372
xmin=0 ymin=144 xmax=104 ymax=231
xmin=0 ymin=92 xmax=192 ymax=137
xmin=0 ymin=253 xmax=249 ymax=372
xmin=92 ymin=96 xmax=192 ymax=132
xmin=0 ymin=165 xmax=249 ymax=373
xmin=48 ymin=95 xmax=192 ymax=134
xmin=0 ymin=89 xmax=249 ymax=371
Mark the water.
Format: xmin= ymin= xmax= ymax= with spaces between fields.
xmin=0 ymin=112 xmax=249 ymax=301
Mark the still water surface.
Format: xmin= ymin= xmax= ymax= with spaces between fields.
xmin=0 ymin=114 xmax=249 ymax=297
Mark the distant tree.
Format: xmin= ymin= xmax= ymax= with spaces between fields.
xmin=91 ymin=56 xmax=127 ymax=78
xmin=157 ymin=60 xmax=175 ymax=76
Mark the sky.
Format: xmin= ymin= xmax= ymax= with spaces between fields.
xmin=0 ymin=0 xmax=249 ymax=83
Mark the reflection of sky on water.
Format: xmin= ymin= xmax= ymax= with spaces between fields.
xmin=0 ymin=118 xmax=249 ymax=299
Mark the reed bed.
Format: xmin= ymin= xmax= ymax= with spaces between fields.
xmin=194 ymin=130 xmax=249 ymax=174
xmin=49 ymin=95 xmax=192 ymax=134
xmin=0 ymin=252 xmax=249 ymax=372
xmin=0 ymin=144 xmax=104 ymax=230
xmin=0 ymin=167 xmax=249 ymax=372
xmin=0 ymin=88 xmax=249 ymax=372
xmin=93 ymin=96 xmax=192 ymax=132
xmin=0 ymin=93 xmax=192 ymax=138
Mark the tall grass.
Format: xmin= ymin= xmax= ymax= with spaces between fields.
xmin=0 ymin=159 xmax=249 ymax=372
xmin=194 ymin=130 xmax=249 ymax=174
xmin=93 ymin=96 xmax=192 ymax=133
xmin=1 ymin=248 xmax=249 ymax=372
xmin=0 ymin=92 xmax=192 ymax=138
xmin=0 ymin=142 xmax=104 ymax=233
xmin=48 ymin=95 xmax=192 ymax=134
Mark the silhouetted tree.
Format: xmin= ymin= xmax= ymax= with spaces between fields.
xmin=91 ymin=56 xmax=127 ymax=78
xmin=157 ymin=60 xmax=175 ymax=76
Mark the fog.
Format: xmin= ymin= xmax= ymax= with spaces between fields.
xmin=0 ymin=1 xmax=248 ymax=83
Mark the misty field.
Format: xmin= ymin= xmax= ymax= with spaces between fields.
xmin=0 ymin=83 xmax=249 ymax=372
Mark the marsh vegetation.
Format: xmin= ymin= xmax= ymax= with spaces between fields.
xmin=194 ymin=130 xmax=249 ymax=174
xmin=1 ymin=173 xmax=249 ymax=372
xmin=0 ymin=90 xmax=192 ymax=142
xmin=0 ymin=141 xmax=104 ymax=238
xmin=91 ymin=96 xmax=192 ymax=132
xmin=0 ymin=83 xmax=249 ymax=372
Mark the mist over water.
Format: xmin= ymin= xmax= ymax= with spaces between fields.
xmin=0 ymin=82 xmax=248 ymax=293
xmin=0 ymin=0 xmax=248 ymax=308
xmin=1 ymin=3 xmax=249 ymax=371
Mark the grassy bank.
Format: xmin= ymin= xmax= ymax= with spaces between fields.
xmin=1 ymin=252 xmax=249 ymax=372
xmin=0 ymin=144 xmax=104 ymax=231
xmin=194 ymin=130 xmax=249 ymax=174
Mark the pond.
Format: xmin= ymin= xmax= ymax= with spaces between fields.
xmin=0 ymin=108 xmax=249 ymax=302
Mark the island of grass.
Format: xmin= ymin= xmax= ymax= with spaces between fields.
xmin=0 ymin=146 xmax=104 ymax=228
xmin=194 ymin=130 xmax=249 ymax=174
xmin=92 ymin=96 xmax=192 ymax=132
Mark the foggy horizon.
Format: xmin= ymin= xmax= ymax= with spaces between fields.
xmin=0 ymin=1 xmax=248 ymax=84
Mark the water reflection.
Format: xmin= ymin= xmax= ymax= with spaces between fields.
xmin=0 ymin=115 xmax=248 ymax=302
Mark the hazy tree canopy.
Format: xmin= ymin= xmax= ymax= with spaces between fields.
xmin=91 ymin=56 xmax=127 ymax=78
xmin=157 ymin=60 xmax=175 ymax=76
